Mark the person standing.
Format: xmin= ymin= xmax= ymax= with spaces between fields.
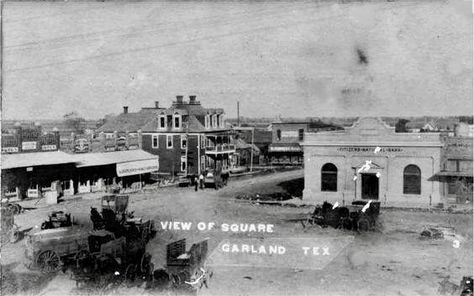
xmin=194 ymin=176 xmax=198 ymax=191
xmin=199 ymin=173 xmax=205 ymax=189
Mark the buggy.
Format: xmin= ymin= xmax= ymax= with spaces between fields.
xmin=297 ymin=200 xmax=381 ymax=232
xmin=150 ymin=239 xmax=213 ymax=294
xmin=204 ymin=171 xmax=223 ymax=189
xmin=91 ymin=195 xmax=156 ymax=242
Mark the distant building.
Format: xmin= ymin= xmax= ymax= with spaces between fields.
xmin=269 ymin=121 xmax=341 ymax=166
xmin=429 ymin=135 xmax=473 ymax=203
xmin=303 ymin=117 xmax=444 ymax=208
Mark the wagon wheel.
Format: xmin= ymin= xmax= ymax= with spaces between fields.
xmin=37 ymin=250 xmax=61 ymax=273
xmin=140 ymin=252 xmax=152 ymax=273
xmin=125 ymin=264 xmax=137 ymax=282
xmin=357 ymin=218 xmax=370 ymax=232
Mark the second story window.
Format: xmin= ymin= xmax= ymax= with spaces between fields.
xmin=159 ymin=116 xmax=166 ymax=129
xmin=174 ymin=114 xmax=181 ymax=129
xmin=205 ymin=115 xmax=210 ymax=129
xmin=181 ymin=135 xmax=187 ymax=149
xmin=298 ymin=129 xmax=304 ymax=141
xmin=166 ymin=135 xmax=173 ymax=149
xmin=219 ymin=114 xmax=225 ymax=127
xmin=276 ymin=129 xmax=281 ymax=141
xmin=212 ymin=114 xmax=217 ymax=128
xmin=152 ymin=135 xmax=159 ymax=148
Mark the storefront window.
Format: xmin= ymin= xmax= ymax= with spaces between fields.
xmin=277 ymin=129 xmax=281 ymax=141
xmin=403 ymin=165 xmax=421 ymax=195
xmin=321 ymin=163 xmax=337 ymax=192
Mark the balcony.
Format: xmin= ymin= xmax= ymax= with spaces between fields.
xmin=205 ymin=144 xmax=236 ymax=155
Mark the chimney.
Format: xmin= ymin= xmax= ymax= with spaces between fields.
xmin=154 ymin=101 xmax=159 ymax=109
xmin=123 ymin=106 xmax=129 ymax=114
xmin=176 ymin=95 xmax=184 ymax=105
xmin=189 ymin=95 xmax=196 ymax=104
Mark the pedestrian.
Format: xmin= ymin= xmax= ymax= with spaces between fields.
xmin=199 ymin=173 xmax=204 ymax=189
xmin=194 ymin=176 xmax=198 ymax=191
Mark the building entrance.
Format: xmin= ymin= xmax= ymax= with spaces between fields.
xmin=361 ymin=173 xmax=379 ymax=200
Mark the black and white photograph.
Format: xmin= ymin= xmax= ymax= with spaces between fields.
xmin=0 ymin=0 xmax=473 ymax=295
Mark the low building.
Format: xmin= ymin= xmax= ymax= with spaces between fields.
xmin=302 ymin=117 xmax=444 ymax=208
xmin=429 ymin=135 xmax=473 ymax=203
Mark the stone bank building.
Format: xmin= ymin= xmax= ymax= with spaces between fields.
xmin=303 ymin=117 xmax=444 ymax=207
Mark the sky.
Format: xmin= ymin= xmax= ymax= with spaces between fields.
xmin=2 ymin=0 xmax=473 ymax=120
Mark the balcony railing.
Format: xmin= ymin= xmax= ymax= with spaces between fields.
xmin=205 ymin=144 xmax=236 ymax=154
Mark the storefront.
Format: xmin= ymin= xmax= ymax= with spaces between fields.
xmin=303 ymin=118 xmax=443 ymax=208
xmin=429 ymin=136 xmax=473 ymax=203
xmin=268 ymin=143 xmax=303 ymax=165
xmin=1 ymin=151 xmax=77 ymax=200
xmin=74 ymin=150 xmax=159 ymax=192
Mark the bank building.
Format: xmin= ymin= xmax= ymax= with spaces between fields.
xmin=302 ymin=117 xmax=445 ymax=207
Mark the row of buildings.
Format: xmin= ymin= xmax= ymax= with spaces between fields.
xmin=1 ymin=96 xmax=472 ymax=208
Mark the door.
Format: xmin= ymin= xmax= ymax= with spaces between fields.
xmin=361 ymin=173 xmax=379 ymax=200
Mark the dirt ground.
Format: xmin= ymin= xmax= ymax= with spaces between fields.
xmin=1 ymin=169 xmax=472 ymax=296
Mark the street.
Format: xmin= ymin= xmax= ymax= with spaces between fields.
xmin=1 ymin=169 xmax=472 ymax=296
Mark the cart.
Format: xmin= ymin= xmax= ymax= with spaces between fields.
xmin=149 ymin=239 xmax=212 ymax=294
xmin=295 ymin=200 xmax=380 ymax=232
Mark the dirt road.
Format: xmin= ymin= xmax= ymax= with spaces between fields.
xmin=1 ymin=169 xmax=472 ymax=296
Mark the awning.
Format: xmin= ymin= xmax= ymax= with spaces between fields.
xmin=268 ymin=143 xmax=302 ymax=153
xmin=428 ymin=171 xmax=473 ymax=181
xmin=1 ymin=151 xmax=77 ymax=170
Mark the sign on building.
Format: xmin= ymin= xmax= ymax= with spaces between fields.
xmin=41 ymin=145 xmax=57 ymax=151
xmin=22 ymin=141 xmax=37 ymax=150
xmin=116 ymin=159 xmax=159 ymax=177
xmin=2 ymin=147 xmax=19 ymax=153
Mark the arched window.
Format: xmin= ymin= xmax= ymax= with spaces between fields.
xmin=276 ymin=129 xmax=281 ymax=141
xmin=403 ymin=165 xmax=421 ymax=195
xmin=321 ymin=163 xmax=337 ymax=192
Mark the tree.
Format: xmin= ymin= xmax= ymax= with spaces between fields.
xmin=395 ymin=119 xmax=410 ymax=133
xmin=63 ymin=112 xmax=85 ymax=134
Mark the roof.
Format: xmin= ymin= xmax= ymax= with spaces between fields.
xmin=1 ymin=151 xmax=77 ymax=170
xmin=74 ymin=150 xmax=157 ymax=167
xmin=96 ymin=110 xmax=158 ymax=133
xmin=428 ymin=171 xmax=474 ymax=181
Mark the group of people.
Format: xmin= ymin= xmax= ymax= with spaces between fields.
xmin=193 ymin=170 xmax=230 ymax=191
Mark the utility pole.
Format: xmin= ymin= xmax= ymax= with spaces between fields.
xmin=250 ymin=127 xmax=254 ymax=172
xmin=237 ymin=101 xmax=240 ymax=127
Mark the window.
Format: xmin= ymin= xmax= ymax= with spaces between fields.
xmin=219 ymin=114 xmax=224 ymax=127
xmin=159 ymin=116 xmax=166 ymax=129
xmin=200 ymin=136 xmax=206 ymax=148
xmin=166 ymin=135 xmax=173 ymax=149
xmin=321 ymin=163 xmax=337 ymax=192
xmin=205 ymin=115 xmax=210 ymax=129
xmin=276 ymin=129 xmax=282 ymax=141
xmin=298 ymin=129 xmax=304 ymax=141
xmin=212 ymin=114 xmax=217 ymax=128
xmin=181 ymin=156 xmax=187 ymax=172
xmin=181 ymin=135 xmax=187 ymax=149
xmin=152 ymin=135 xmax=159 ymax=148
xmin=403 ymin=165 xmax=421 ymax=195
xmin=106 ymin=133 xmax=114 ymax=139
xmin=174 ymin=114 xmax=181 ymax=129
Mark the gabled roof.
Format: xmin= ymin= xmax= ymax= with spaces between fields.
xmin=96 ymin=110 xmax=157 ymax=133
